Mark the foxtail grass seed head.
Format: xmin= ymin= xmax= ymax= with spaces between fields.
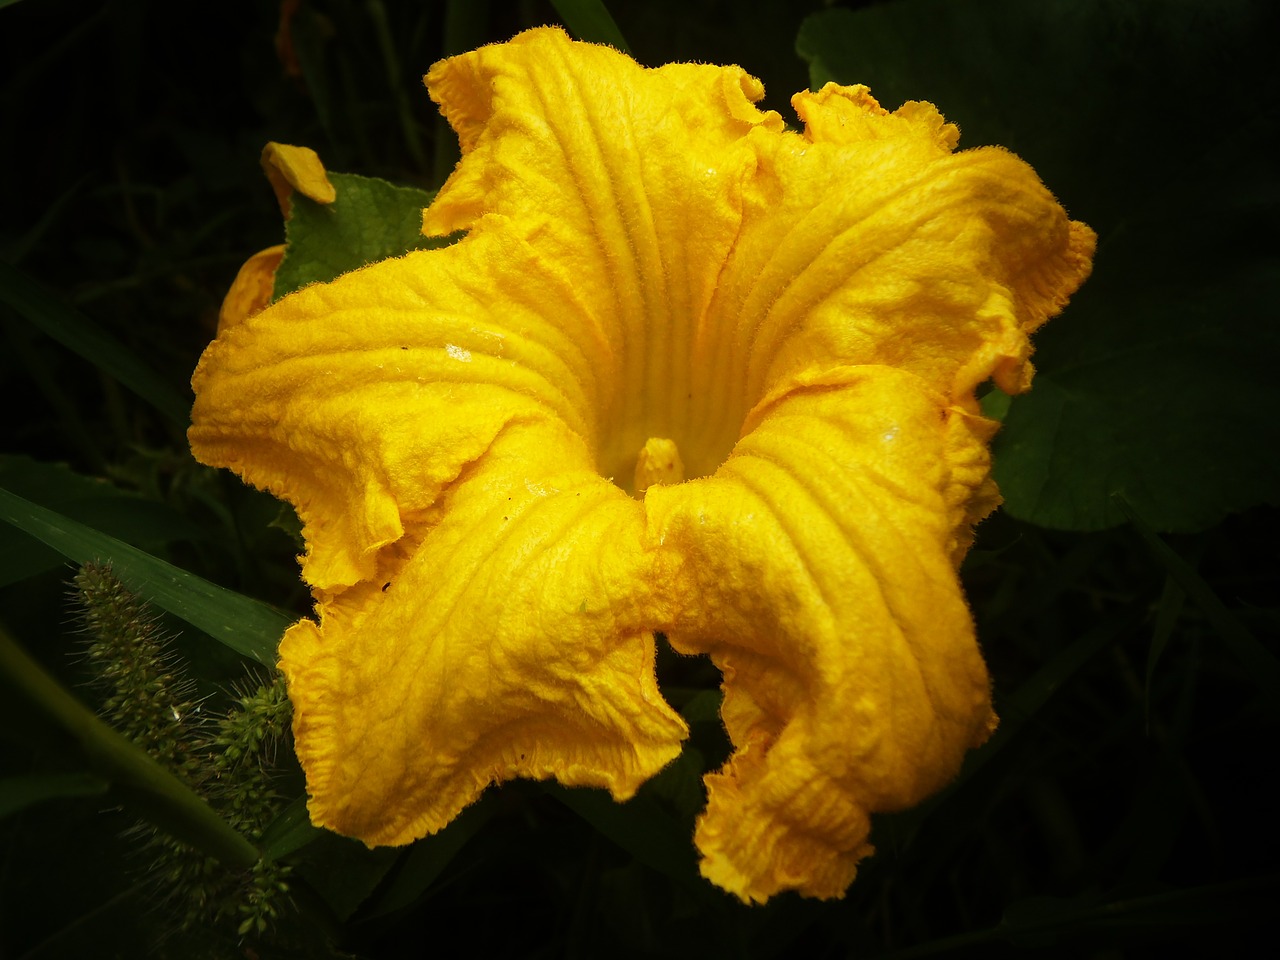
xmin=68 ymin=563 xmax=295 ymax=941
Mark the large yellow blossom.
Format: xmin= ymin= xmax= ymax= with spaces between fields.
xmin=189 ymin=27 xmax=1094 ymax=903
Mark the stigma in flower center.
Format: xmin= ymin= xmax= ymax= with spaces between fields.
xmin=633 ymin=437 xmax=685 ymax=496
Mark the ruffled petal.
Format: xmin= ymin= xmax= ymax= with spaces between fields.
xmin=644 ymin=365 xmax=998 ymax=902
xmin=190 ymin=224 xmax=612 ymax=591
xmin=281 ymin=416 xmax=687 ymax=844
xmin=708 ymin=83 xmax=1095 ymax=412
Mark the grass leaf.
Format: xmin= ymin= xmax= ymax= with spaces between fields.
xmin=550 ymin=0 xmax=630 ymax=52
xmin=0 ymin=486 xmax=289 ymax=665
xmin=0 ymin=772 xmax=109 ymax=819
xmin=0 ymin=260 xmax=190 ymax=427
xmin=1119 ymin=497 xmax=1280 ymax=700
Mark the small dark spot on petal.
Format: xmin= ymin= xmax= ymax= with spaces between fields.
xmin=382 ymin=582 xmax=391 ymax=592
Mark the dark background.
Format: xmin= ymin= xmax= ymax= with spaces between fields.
xmin=2 ymin=1 xmax=1277 ymax=957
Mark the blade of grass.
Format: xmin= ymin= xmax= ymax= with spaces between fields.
xmin=366 ymin=0 xmax=428 ymax=172
xmin=1144 ymin=573 xmax=1185 ymax=733
xmin=547 ymin=785 xmax=713 ymax=901
xmin=550 ymin=0 xmax=631 ymax=53
xmin=873 ymin=874 xmax=1280 ymax=958
xmin=1117 ymin=496 xmax=1280 ymax=700
xmin=0 ymin=624 xmax=258 ymax=868
xmin=258 ymin=794 xmax=323 ymax=862
xmin=2 ymin=320 xmax=105 ymax=472
xmin=0 ymin=486 xmax=289 ymax=664
xmin=0 ymin=260 xmax=190 ymax=427
xmin=2 ymin=176 xmax=87 ymax=265
xmin=0 ymin=772 xmax=109 ymax=819
xmin=893 ymin=614 xmax=1132 ymax=839
xmin=360 ymin=795 xmax=498 ymax=919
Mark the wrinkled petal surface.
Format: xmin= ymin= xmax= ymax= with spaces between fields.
xmin=189 ymin=26 xmax=1093 ymax=902
xmin=646 ymin=366 xmax=1000 ymax=900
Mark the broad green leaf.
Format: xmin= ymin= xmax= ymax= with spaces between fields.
xmin=797 ymin=0 xmax=1280 ymax=532
xmin=551 ymin=0 xmax=631 ymax=53
xmin=273 ymin=172 xmax=447 ymax=299
xmin=0 ymin=626 xmax=258 ymax=868
xmin=0 ymin=772 xmax=109 ymax=819
xmin=0 ymin=260 xmax=191 ymax=427
xmin=0 ymin=486 xmax=290 ymax=665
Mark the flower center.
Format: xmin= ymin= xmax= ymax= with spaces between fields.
xmin=633 ymin=437 xmax=685 ymax=495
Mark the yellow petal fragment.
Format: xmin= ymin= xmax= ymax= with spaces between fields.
xmin=634 ymin=437 xmax=684 ymax=495
xmin=216 ymin=244 xmax=284 ymax=335
xmin=646 ymin=366 xmax=998 ymax=903
xmin=260 ymin=141 xmax=337 ymax=215
xmin=281 ymin=416 xmax=687 ymax=844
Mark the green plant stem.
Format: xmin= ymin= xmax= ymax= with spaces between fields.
xmin=0 ymin=623 xmax=259 ymax=870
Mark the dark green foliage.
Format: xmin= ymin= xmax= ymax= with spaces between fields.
xmin=798 ymin=0 xmax=1280 ymax=532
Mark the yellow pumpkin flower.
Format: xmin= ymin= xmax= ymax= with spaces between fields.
xmin=188 ymin=27 xmax=1094 ymax=903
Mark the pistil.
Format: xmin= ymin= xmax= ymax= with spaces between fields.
xmin=634 ymin=437 xmax=685 ymax=495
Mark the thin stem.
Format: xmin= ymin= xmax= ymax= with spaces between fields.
xmin=0 ymin=623 xmax=259 ymax=870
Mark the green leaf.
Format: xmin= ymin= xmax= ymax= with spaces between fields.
xmin=0 ymin=625 xmax=258 ymax=869
xmin=0 ymin=486 xmax=290 ymax=665
xmin=797 ymin=0 xmax=1280 ymax=532
xmin=0 ymin=260 xmax=191 ymax=427
xmin=273 ymin=172 xmax=448 ymax=299
xmin=0 ymin=772 xmax=109 ymax=819
xmin=551 ymin=0 xmax=631 ymax=53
